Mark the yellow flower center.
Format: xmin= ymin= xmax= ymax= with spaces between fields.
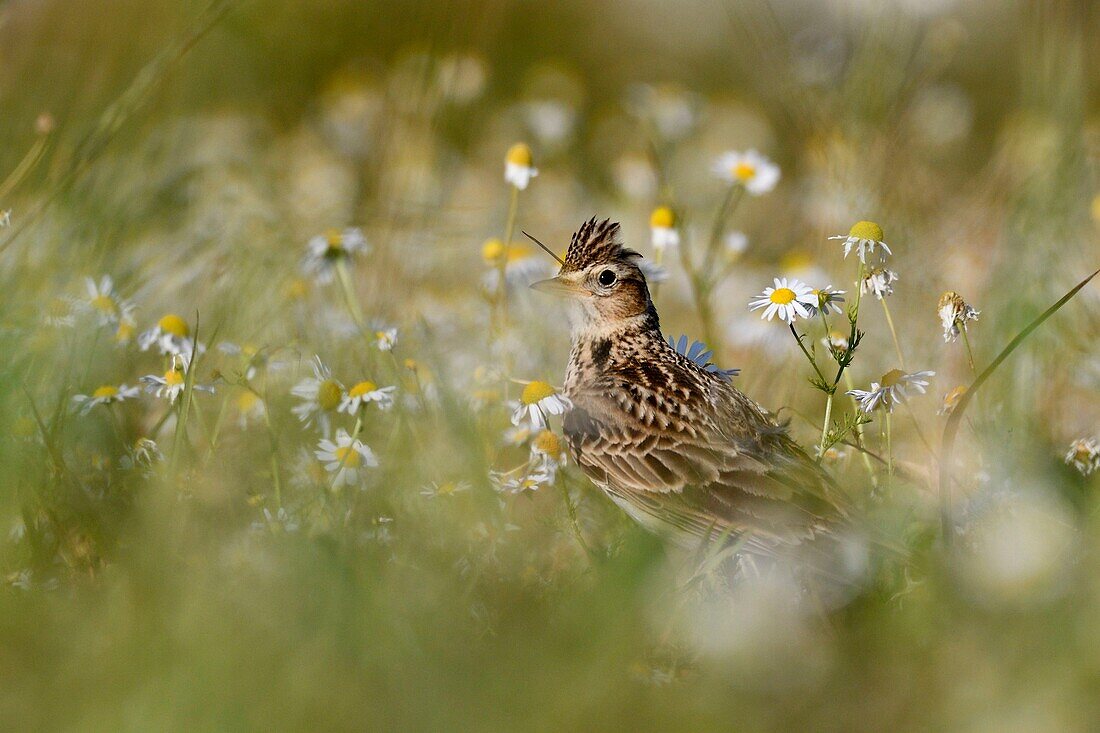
xmin=849 ymin=220 xmax=884 ymax=241
xmin=533 ymin=430 xmax=562 ymax=456
xmin=334 ymin=445 xmax=362 ymax=468
xmin=158 ymin=314 xmax=189 ymax=338
xmin=404 ymin=358 xmax=418 ymax=372
xmin=115 ymin=321 xmax=135 ymax=342
xmin=943 ymin=385 xmax=967 ymax=409
xmin=650 ymin=206 xmax=675 ymax=229
xmin=482 ymin=238 xmax=505 ymax=264
xmin=163 ymin=369 xmax=184 ymax=387
xmin=505 ymin=245 xmax=532 ymax=264
xmin=880 ymin=369 xmax=905 ymax=387
xmin=769 ymin=287 xmax=797 ymax=305
xmin=734 ymin=162 xmax=756 ymax=181
xmin=506 ymin=142 xmax=533 ymax=167
xmin=91 ymin=294 xmax=117 ymax=315
xmin=284 ymin=279 xmax=309 ymax=300
xmin=317 ymin=380 xmax=343 ymax=411
xmin=92 ymin=385 xmax=119 ymax=399
xmin=237 ymin=391 xmax=260 ymax=411
xmin=436 ymin=481 xmax=459 ymax=495
xmin=521 ymin=380 xmax=556 ymax=405
xmin=348 ymin=380 xmax=378 ymax=398
xmin=325 ymin=228 xmax=344 ymax=247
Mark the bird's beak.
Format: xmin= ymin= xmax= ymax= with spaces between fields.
xmin=530 ymin=273 xmax=587 ymax=297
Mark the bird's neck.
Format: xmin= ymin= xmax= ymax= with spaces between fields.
xmin=565 ymin=305 xmax=663 ymax=390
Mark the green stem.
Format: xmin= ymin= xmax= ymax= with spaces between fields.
xmin=880 ymin=298 xmax=905 ymax=368
xmin=788 ymin=324 xmax=830 ymax=387
xmin=960 ymin=326 xmax=976 ymax=374
xmin=335 ymin=258 xmax=368 ymax=337
xmin=703 ymin=183 xmax=742 ymax=274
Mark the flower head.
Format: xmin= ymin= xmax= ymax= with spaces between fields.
xmin=235 ymin=390 xmax=267 ymax=428
xmin=139 ymin=313 xmax=197 ymax=356
xmin=823 ymin=330 xmax=850 ymax=356
xmin=847 ymin=369 xmax=934 ymax=414
xmin=291 ymin=356 xmax=345 ymax=434
xmin=140 ymin=355 xmax=214 ymax=404
xmin=712 ymin=150 xmax=780 ymax=195
xmin=810 ymin=286 xmax=847 ymax=317
xmin=79 ymin=276 xmax=134 ymax=327
xmin=511 ymin=381 xmax=571 ymax=429
xmin=830 ymin=221 xmax=892 ymax=264
xmin=938 ymin=291 xmax=980 ymax=342
xmin=373 ymin=327 xmax=398 ymax=351
xmin=748 ymin=277 xmax=818 ymax=324
xmin=303 ymin=227 xmax=369 ymax=284
xmin=723 ymin=231 xmax=749 ymax=260
xmin=938 ymin=385 xmax=968 ymax=415
xmin=481 ymin=243 xmax=552 ymax=293
xmin=339 ymin=379 xmax=396 ymax=414
xmin=315 ymin=429 xmax=378 ymax=490
xmin=492 ymin=468 xmax=552 ymax=495
xmin=860 ymin=267 xmax=898 ymax=300
xmin=504 ymin=142 xmax=538 ymax=190
xmin=649 ymin=206 xmax=680 ymax=253
xmin=420 ymin=480 xmax=471 ymax=498
xmin=71 ymin=384 xmax=140 ymax=415
xmin=1065 ymin=438 xmax=1100 ymax=476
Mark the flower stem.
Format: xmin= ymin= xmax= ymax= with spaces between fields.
xmin=885 ymin=411 xmax=894 ymax=479
xmin=960 ymin=326 xmax=976 ymax=374
xmin=703 ymin=183 xmax=742 ymax=273
xmin=788 ymin=323 xmax=829 ymax=387
xmin=335 ymin=258 xmax=368 ymax=336
xmin=497 ymin=185 xmax=521 ymax=330
xmin=880 ymin=298 xmax=905 ymax=368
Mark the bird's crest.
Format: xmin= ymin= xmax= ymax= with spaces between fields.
xmin=562 ymin=217 xmax=641 ymax=272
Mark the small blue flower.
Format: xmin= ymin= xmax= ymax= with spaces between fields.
xmin=667 ymin=334 xmax=740 ymax=382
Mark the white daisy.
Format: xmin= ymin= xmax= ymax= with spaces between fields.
xmin=491 ymin=468 xmax=552 ymax=495
xmin=481 ymin=242 xmax=553 ymax=293
xmin=830 ymin=221 xmax=892 ymax=264
xmin=847 ymin=369 xmax=935 ymax=414
xmin=140 ymin=356 xmax=215 ymax=404
xmin=748 ymin=277 xmax=818 ymax=324
xmin=530 ymin=429 xmax=567 ymax=478
xmin=809 ymin=286 xmax=847 ymax=317
xmin=723 ymin=231 xmax=749 ymax=259
xmin=71 ymin=384 xmax=141 ymax=414
xmin=938 ymin=385 xmax=968 ymax=415
xmin=302 ymin=227 xmax=369 ymax=285
xmin=78 ymin=276 xmax=134 ymax=326
xmin=291 ymin=355 xmax=345 ymax=433
xmin=510 ymin=380 xmax=571 ymax=429
xmin=139 ymin=313 xmax=198 ymax=357
xmin=712 ymin=149 xmax=780 ymax=195
xmin=373 ymin=327 xmax=398 ymax=351
xmin=1065 ymin=437 xmax=1100 ymax=476
xmin=120 ymin=438 xmax=163 ymax=473
xmin=504 ymin=142 xmax=538 ymax=190
xmin=235 ymin=390 xmax=267 ymax=429
xmin=45 ymin=297 xmax=77 ymax=328
xmin=419 ymin=480 xmax=472 ymax=498
xmin=938 ymin=291 xmax=980 ymax=342
xmin=860 ymin=267 xmax=898 ymax=300
xmin=338 ymin=379 xmax=396 ymax=414
xmin=649 ymin=206 xmax=680 ymax=254
xmin=823 ymin=330 xmax=850 ymax=356
xmin=315 ymin=429 xmax=378 ymax=489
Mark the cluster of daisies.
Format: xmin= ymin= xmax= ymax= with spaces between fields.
xmin=62 ymin=227 xmax=405 ymax=494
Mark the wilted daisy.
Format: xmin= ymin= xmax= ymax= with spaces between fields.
xmin=649 ymin=206 xmax=680 ymax=253
xmin=119 ymin=438 xmax=163 ymax=473
xmin=938 ymin=385 xmax=968 ymax=415
xmin=860 ymin=267 xmax=898 ymax=300
xmin=339 ymin=379 xmax=396 ymax=414
xmin=139 ymin=313 xmax=196 ymax=356
xmin=291 ymin=356 xmax=345 ymax=433
xmin=748 ymin=277 xmax=818 ymax=324
xmin=511 ymin=380 xmax=570 ymax=429
xmin=504 ymin=142 xmax=538 ymax=190
xmin=373 ymin=327 xmax=398 ymax=351
xmin=938 ymin=291 xmax=980 ymax=342
xmin=847 ymin=369 xmax=935 ymax=414
xmin=830 ymin=221 xmax=892 ymax=263
xmin=140 ymin=355 xmax=214 ymax=404
xmin=71 ymin=384 xmax=140 ymax=415
xmin=79 ymin=276 xmax=134 ymax=326
xmin=712 ymin=149 xmax=780 ymax=195
xmin=420 ymin=480 xmax=472 ymax=498
xmin=113 ymin=308 xmax=137 ymax=346
xmin=315 ymin=429 xmax=378 ymax=489
xmin=1064 ymin=438 xmax=1100 ymax=476
xmin=235 ymin=390 xmax=267 ymax=428
xmin=302 ymin=227 xmax=369 ymax=285
xmin=810 ymin=286 xmax=846 ymax=317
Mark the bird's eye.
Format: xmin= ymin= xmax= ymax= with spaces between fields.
xmin=597 ymin=269 xmax=617 ymax=287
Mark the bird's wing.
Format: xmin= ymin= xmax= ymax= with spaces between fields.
xmin=565 ymin=378 xmax=849 ymax=549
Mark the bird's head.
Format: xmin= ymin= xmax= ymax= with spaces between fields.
xmin=531 ymin=217 xmax=657 ymax=331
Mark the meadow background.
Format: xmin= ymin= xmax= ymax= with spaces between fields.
xmin=1 ymin=0 xmax=1098 ymax=730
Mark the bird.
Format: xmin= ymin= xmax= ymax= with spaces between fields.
xmin=532 ymin=217 xmax=852 ymax=560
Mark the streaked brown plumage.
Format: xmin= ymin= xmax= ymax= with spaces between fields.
xmin=534 ymin=217 xmax=850 ymax=557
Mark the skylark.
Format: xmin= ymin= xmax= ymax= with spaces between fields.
xmin=533 ymin=218 xmax=850 ymax=558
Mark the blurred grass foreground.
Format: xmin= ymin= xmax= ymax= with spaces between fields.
xmin=1 ymin=0 xmax=1099 ymax=730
